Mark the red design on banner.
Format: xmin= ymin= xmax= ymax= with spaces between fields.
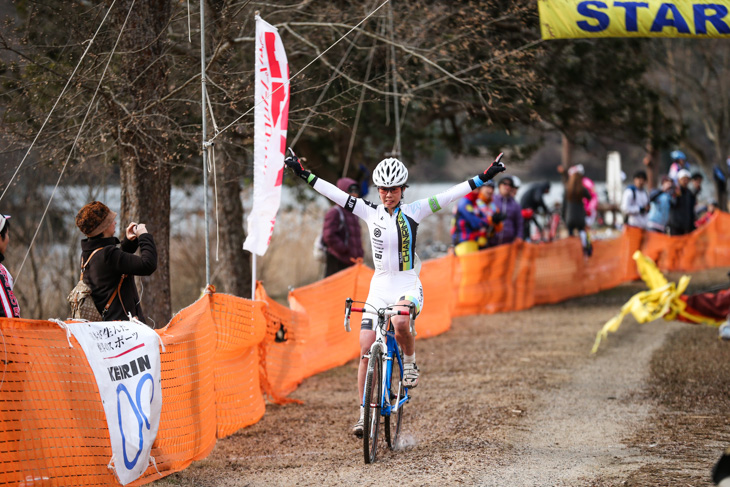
xmin=280 ymin=66 xmax=290 ymax=129
xmin=265 ymin=32 xmax=283 ymax=78
xmin=272 ymin=81 xmax=284 ymax=128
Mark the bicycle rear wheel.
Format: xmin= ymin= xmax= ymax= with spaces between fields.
xmin=384 ymin=352 xmax=404 ymax=450
xmin=363 ymin=346 xmax=383 ymax=464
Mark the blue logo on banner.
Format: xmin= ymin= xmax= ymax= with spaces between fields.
xmin=117 ymin=373 xmax=155 ymax=469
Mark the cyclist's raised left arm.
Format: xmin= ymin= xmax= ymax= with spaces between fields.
xmin=409 ymin=180 xmax=477 ymax=222
xmin=408 ymin=155 xmax=506 ymax=222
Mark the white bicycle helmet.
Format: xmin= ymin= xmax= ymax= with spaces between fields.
xmin=372 ymin=157 xmax=408 ymax=187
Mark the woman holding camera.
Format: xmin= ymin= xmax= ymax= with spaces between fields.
xmin=75 ymin=201 xmax=157 ymax=326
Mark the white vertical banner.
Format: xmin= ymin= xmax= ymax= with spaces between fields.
xmin=243 ymin=14 xmax=290 ymax=256
xmin=606 ymin=151 xmax=623 ymax=205
xmin=65 ymin=321 xmax=163 ymax=485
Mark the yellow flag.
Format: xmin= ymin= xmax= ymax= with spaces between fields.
xmin=591 ymin=251 xmax=724 ymax=353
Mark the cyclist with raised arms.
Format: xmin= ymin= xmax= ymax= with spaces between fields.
xmin=284 ymin=150 xmax=506 ymax=437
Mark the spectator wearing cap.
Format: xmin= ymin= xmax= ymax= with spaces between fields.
xmin=489 ymin=176 xmax=523 ymax=246
xmin=621 ymin=170 xmax=650 ymax=229
xmin=0 ymin=215 xmax=20 ymax=318
xmin=647 ymin=176 xmax=674 ymax=233
xmin=509 ymin=176 xmax=522 ymax=199
xmin=75 ymin=201 xmax=157 ymax=325
xmin=322 ymin=178 xmax=364 ymax=277
xmin=668 ymin=169 xmax=696 ymax=236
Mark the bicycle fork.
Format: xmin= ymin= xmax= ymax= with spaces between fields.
xmin=361 ymin=342 xmax=384 ymax=409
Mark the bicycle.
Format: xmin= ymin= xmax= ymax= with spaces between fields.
xmin=344 ymin=297 xmax=416 ymax=464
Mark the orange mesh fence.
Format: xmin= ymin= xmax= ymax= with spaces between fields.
xmin=0 ymin=318 xmax=113 ymax=486
xmin=531 ymin=237 xmax=586 ymax=304
xmin=135 ymin=296 xmax=218 ymax=484
xmin=641 ymin=229 xmax=678 ymax=270
xmin=207 ymin=292 xmax=267 ymax=439
xmin=4 ymin=214 xmax=730 ymax=485
xmin=624 ymin=225 xmax=644 ymax=281
xmin=0 ymin=291 xmax=265 ymax=486
xmin=706 ymin=213 xmax=730 ymax=267
xmin=453 ymin=243 xmax=520 ymax=316
xmin=512 ymin=242 xmax=537 ymax=311
xmin=285 ymin=264 xmax=371 ymax=382
xmin=415 ymin=254 xmax=457 ymax=337
xmin=256 ymin=282 xmax=309 ymax=399
xmin=584 ymin=234 xmax=633 ymax=295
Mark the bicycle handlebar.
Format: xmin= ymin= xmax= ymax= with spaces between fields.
xmin=349 ymin=307 xmax=409 ymax=316
xmin=344 ymin=298 xmax=417 ymax=336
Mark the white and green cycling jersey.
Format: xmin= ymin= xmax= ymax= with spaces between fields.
xmin=308 ymin=175 xmax=479 ymax=274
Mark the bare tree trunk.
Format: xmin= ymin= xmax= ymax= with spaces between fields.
xmin=114 ymin=0 xmax=172 ymax=327
xmin=644 ymin=146 xmax=658 ymax=191
xmin=561 ymin=133 xmax=573 ymax=169
xmin=216 ymin=151 xmax=251 ymax=297
xmin=119 ymin=156 xmax=171 ymax=327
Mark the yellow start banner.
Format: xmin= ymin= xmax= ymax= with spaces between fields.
xmin=539 ymin=0 xmax=730 ymax=39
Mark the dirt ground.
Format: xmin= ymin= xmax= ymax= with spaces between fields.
xmin=154 ymin=267 xmax=730 ymax=487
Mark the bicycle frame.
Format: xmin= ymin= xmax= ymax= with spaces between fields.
xmin=344 ymin=299 xmax=414 ymax=417
xmin=378 ymin=314 xmax=409 ymax=417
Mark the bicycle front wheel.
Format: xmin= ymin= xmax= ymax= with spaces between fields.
xmin=385 ymin=352 xmax=404 ymax=450
xmin=363 ymin=346 xmax=383 ymax=464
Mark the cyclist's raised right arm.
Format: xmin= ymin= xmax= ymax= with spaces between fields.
xmin=284 ymin=150 xmax=372 ymax=220
xmin=312 ymin=177 xmax=372 ymax=220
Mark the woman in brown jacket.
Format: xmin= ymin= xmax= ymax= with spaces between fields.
xmin=75 ymin=201 xmax=157 ymax=326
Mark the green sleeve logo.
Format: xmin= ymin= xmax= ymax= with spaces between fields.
xmin=428 ymin=196 xmax=441 ymax=213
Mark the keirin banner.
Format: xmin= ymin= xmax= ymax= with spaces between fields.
xmin=65 ymin=320 xmax=163 ymax=485
xmin=539 ymin=0 xmax=730 ymax=39
xmin=243 ymin=14 xmax=290 ymax=256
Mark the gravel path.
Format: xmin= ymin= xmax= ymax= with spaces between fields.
xmin=489 ymin=311 xmax=682 ymax=486
xmin=154 ymin=270 xmax=726 ymax=487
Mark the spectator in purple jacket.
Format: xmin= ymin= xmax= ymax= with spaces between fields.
xmin=322 ymin=178 xmax=364 ymax=277
xmin=489 ymin=176 xmax=523 ymax=246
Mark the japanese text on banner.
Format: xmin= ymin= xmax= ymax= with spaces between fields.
xmin=66 ymin=321 xmax=163 ymax=485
